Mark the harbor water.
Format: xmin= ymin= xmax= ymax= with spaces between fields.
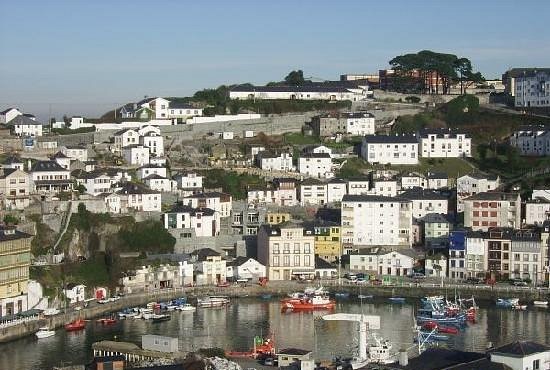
xmin=0 ymin=297 xmax=548 ymax=370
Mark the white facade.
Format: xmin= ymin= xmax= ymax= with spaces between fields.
xmin=137 ymin=165 xmax=167 ymax=180
xmin=144 ymin=176 xmax=177 ymax=193
xmin=115 ymin=183 xmax=161 ymax=212
xmin=456 ymin=174 xmax=500 ymax=213
xmin=327 ymin=180 xmax=347 ymax=203
xmin=140 ymin=133 xmax=164 ymax=157
xmin=419 ymin=129 xmax=472 ymax=158
xmin=361 ymin=136 xmax=419 ymax=165
xmin=114 ymin=129 xmax=139 ymax=153
xmin=60 ymin=146 xmax=88 ymax=162
xmin=510 ymin=126 xmax=550 ymax=156
xmin=525 ymin=199 xmax=550 ymax=226
xmin=163 ymin=205 xmax=220 ymax=237
xmin=347 ymin=249 xmax=414 ymax=276
xmin=369 ymin=179 xmax=398 ymax=197
xmin=30 ymin=161 xmax=72 ymax=195
xmin=123 ymin=146 xmax=150 ymax=166
xmin=400 ymin=189 xmax=448 ymax=220
xmin=465 ymin=234 xmax=487 ymax=278
xmin=194 ymin=254 xmax=227 ymax=285
xmin=345 ymin=114 xmax=375 ymax=136
xmin=64 ymin=284 xmax=86 ymax=305
xmin=0 ymin=108 xmax=22 ymax=124
xmin=514 ymin=70 xmax=550 ymax=108
xmin=78 ymin=170 xmax=131 ymax=196
xmin=299 ymin=181 xmax=328 ymax=206
xmin=298 ymin=153 xmax=333 ymax=179
xmin=341 ymin=195 xmax=412 ymax=247
xmin=226 ymin=258 xmax=266 ymax=280
xmin=174 ymin=172 xmax=203 ymax=196
xmin=490 ymin=343 xmax=550 ymax=370
xmin=256 ymin=152 xmax=293 ymax=172
xmin=346 ymin=178 xmax=370 ymax=195
xmin=12 ymin=119 xmax=43 ymax=137
xmin=0 ymin=168 xmax=31 ymax=210
xmin=400 ymin=174 xmax=426 ymax=190
xmin=425 ymin=255 xmax=448 ymax=277
xmin=183 ymin=192 xmax=232 ymax=218
xmin=229 ymin=86 xmax=364 ymax=101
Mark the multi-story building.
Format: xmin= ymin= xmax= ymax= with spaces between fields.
xmin=265 ymin=212 xmax=292 ymax=225
xmin=486 ymin=228 xmax=513 ymax=281
xmin=114 ymin=182 xmax=161 ymax=212
xmin=361 ymin=135 xmax=419 ymax=165
xmin=310 ymin=112 xmax=375 ymax=137
xmin=0 ymin=107 xmax=22 ymax=124
xmin=465 ymin=231 xmax=487 ymax=279
xmin=30 ymin=160 xmax=72 ymax=195
xmin=299 ymin=178 xmax=328 ymax=206
xmin=183 ymin=192 xmax=232 ymax=218
xmin=230 ymin=202 xmax=266 ymax=236
xmin=326 ymin=178 xmax=347 ymax=203
xmin=421 ymin=213 xmax=451 ymax=249
xmin=509 ymin=125 xmax=550 ymax=156
xmin=304 ymin=221 xmax=341 ymax=263
xmin=345 ymin=247 xmax=417 ymax=277
xmin=256 ymin=151 xmax=293 ymax=172
xmin=346 ymin=177 xmax=370 ymax=195
xmin=341 ymin=194 xmax=412 ymax=248
xmin=510 ymin=230 xmax=542 ymax=282
xmin=113 ymin=129 xmax=140 ymax=153
xmin=120 ymin=263 xmax=190 ymax=293
xmin=525 ymin=197 xmax=550 ymax=226
xmin=400 ymin=188 xmax=449 ymax=220
xmin=298 ymin=153 xmax=333 ymax=179
xmin=123 ymin=145 xmax=150 ymax=166
xmin=425 ymin=253 xmax=448 ymax=278
xmin=426 ymin=172 xmax=449 ymax=189
xmin=513 ymin=69 xmax=550 ymax=108
xmin=0 ymin=168 xmax=30 ymax=210
xmin=463 ymin=192 xmax=521 ymax=231
xmin=137 ymin=165 xmax=167 ymax=180
xmin=163 ymin=203 xmax=219 ymax=237
xmin=173 ymin=172 xmax=203 ymax=196
xmin=75 ymin=168 xmax=131 ymax=196
xmin=257 ymin=221 xmax=316 ymax=281
xmin=8 ymin=115 xmax=43 ymax=137
xmin=448 ymin=230 xmax=466 ymax=280
xmin=400 ymin=173 xmax=426 ymax=190
xmin=226 ymin=257 xmax=266 ymax=281
xmin=456 ymin=173 xmax=500 ymax=212
xmin=247 ymin=178 xmax=299 ymax=207
xmin=419 ymin=128 xmax=472 ymax=158
xmin=369 ymin=178 xmax=399 ymax=197
xmin=140 ymin=132 xmax=164 ymax=157
xmin=0 ymin=226 xmax=32 ymax=317
xmin=144 ymin=174 xmax=176 ymax=193
xmin=167 ymin=102 xmax=203 ymax=121
xmin=60 ymin=145 xmax=88 ymax=162
xmin=191 ymin=248 xmax=227 ymax=285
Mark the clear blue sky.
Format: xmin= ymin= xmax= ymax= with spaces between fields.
xmin=1 ymin=0 xmax=549 ymax=119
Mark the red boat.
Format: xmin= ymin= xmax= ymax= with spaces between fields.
xmin=226 ymin=335 xmax=275 ymax=359
xmin=421 ymin=321 xmax=458 ymax=334
xmin=97 ymin=318 xmax=117 ymax=325
xmin=65 ymin=318 xmax=86 ymax=331
xmin=281 ymin=295 xmax=336 ymax=310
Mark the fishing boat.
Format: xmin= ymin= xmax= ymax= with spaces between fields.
xmin=533 ymin=300 xmax=548 ymax=307
xmin=367 ymin=334 xmax=394 ymax=364
xmin=388 ymin=297 xmax=406 ymax=304
xmin=151 ymin=314 xmax=171 ymax=323
xmin=281 ymin=294 xmax=335 ymax=310
xmin=421 ymin=321 xmax=458 ymax=334
xmin=97 ymin=317 xmax=117 ymax=325
xmin=496 ymin=298 xmax=519 ymax=308
xmin=176 ymin=304 xmax=196 ymax=312
xmin=512 ymin=304 xmax=527 ymax=311
xmin=65 ymin=318 xmax=86 ymax=332
xmin=226 ymin=335 xmax=276 ymax=359
xmin=197 ymin=296 xmax=230 ymax=308
xmin=35 ymin=327 xmax=55 ymax=339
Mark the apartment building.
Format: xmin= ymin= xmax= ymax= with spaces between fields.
xmin=163 ymin=203 xmax=219 ymax=237
xmin=346 ymin=177 xmax=370 ymax=195
xmin=463 ymin=192 xmax=521 ymax=231
xmin=361 ymin=135 xmax=419 ymax=165
xmin=247 ymin=178 xmax=299 ymax=207
xmin=257 ymin=221 xmax=316 ymax=281
xmin=510 ymin=230 xmax=542 ymax=282
xmin=513 ymin=69 xmax=550 ymax=108
xmin=310 ymin=112 xmax=375 ymax=137
xmin=256 ymin=151 xmax=293 ymax=172
xmin=299 ymin=178 xmax=328 ymax=206
xmin=419 ymin=128 xmax=472 ymax=158
xmin=75 ymin=168 xmax=131 ymax=196
xmin=190 ymin=248 xmax=227 ymax=285
xmin=0 ymin=168 xmax=30 ymax=210
xmin=298 ymin=153 xmax=333 ymax=179
xmin=465 ymin=231 xmax=488 ymax=279
xmin=304 ymin=221 xmax=341 ymax=263
xmin=30 ymin=160 xmax=72 ymax=195
xmin=114 ymin=182 xmax=161 ymax=212
xmin=0 ymin=227 xmax=32 ymax=317
xmin=525 ymin=197 xmax=550 ymax=226
xmin=183 ymin=192 xmax=232 ymax=218
xmin=486 ymin=228 xmax=513 ymax=280
xmin=509 ymin=125 xmax=550 ymax=156
xmin=326 ymin=178 xmax=347 ymax=203
xmin=448 ymin=230 xmax=466 ymax=280
xmin=400 ymin=188 xmax=449 ymax=220
xmin=341 ymin=194 xmax=412 ymax=248
xmin=456 ymin=173 xmax=500 ymax=212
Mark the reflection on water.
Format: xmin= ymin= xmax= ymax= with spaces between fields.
xmin=0 ymin=298 xmax=548 ymax=370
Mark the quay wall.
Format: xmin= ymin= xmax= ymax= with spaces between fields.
xmin=0 ymin=282 xmax=547 ymax=344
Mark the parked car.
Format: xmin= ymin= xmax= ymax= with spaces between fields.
xmin=263 ymin=357 xmax=275 ymax=366
xmin=409 ymin=272 xmax=425 ymax=279
xmin=464 ymin=277 xmax=482 ymax=285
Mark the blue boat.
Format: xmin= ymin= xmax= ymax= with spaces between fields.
xmin=416 ymin=315 xmax=466 ymax=325
xmin=496 ymin=298 xmax=519 ymax=308
xmin=388 ymin=297 xmax=406 ymax=303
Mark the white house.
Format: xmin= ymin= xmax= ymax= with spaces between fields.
xmin=30 ymin=160 xmax=72 ymax=195
xmin=120 ymin=97 xmax=171 ymax=120
xmin=115 ymin=182 xmax=161 ymax=212
xmin=525 ymin=197 xmax=550 ymax=226
xmin=163 ymin=204 xmax=220 ymax=237
xmin=400 ymin=188 xmax=449 ymax=220
xmin=419 ymin=128 xmax=472 ymax=158
xmin=0 ymin=168 xmax=31 ymax=210
xmin=144 ymin=174 xmax=177 ymax=193
xmin=256 ymin=151 xmax=293 ymax=172
xmin=298 ymin=153 xmax=333 ymax=179
xmin=424 ymin=253 xmax=448 ymax=278
xmin=140 ymin=132 xmax=164 ymax=157
xmin=341 ymin=194 xmax=413 ymax=247
xmin=168 ymin=102 xmax=203 ymax=120
xmin=123 ymin=145 xmax=150 ymax=166
xmin=489 ymin=341 xmax=550 ymax=370
xmin=76 ymin=168 xmax=131 ymax=196
xmin=0 ymin=107 xmax=22 ymax=124
xmin=346 ymin=248 xmax=416 ymax=276
xmin=173 ymin=172 xmax=203 ymax=196
xmin=327 ymin=178 xmax=347 ymax=203
xmin=369 ymin=179 xmax=399 ymax=197
xmin=191 ymin=248 xmax=227 ymax=285
xmin=9 ymin=115 xmax=43 ymax=137
xmin=426 ymin=172 xmax=449 ymax=189
xmin=183 ymin=192 xmax=232 ymax=218
xmin=456 ymin=173 xmax=500 ymax=212
xmin=465 ymin=231 xmax=487 ymax=278
xmin=226 ymin=257 xmax=266 ymax=281
xmin=346 ymin=177 xmax=370 ymax=195
xmin=345 ymin=112 xmax=376 ymax=136
xmin=51 ymin=151 xmax=71 ymax=170
xmin=361 ymin=135 xmax=419 ymax=165
xmin=514 ymin=69 xmax=550 ymax=108
xmin=302 ymin=145 xmax=333 ymax=157
xmin=400 ymin=173 xmax=426 ymax=189
xmin=299 ymin=179 xmax=328 ymax=206
xmin=113 ymin=128 xmax=140 ymax=153
xmin=509 ymin=125 xmax=550 ymax=156
xmin=64 ymin=283 xmax=86 ymax=305
xmin=137 ymin=165 xmax=167 ymax=180
xmin=229 ymin=85 xmax=365 ymax=101
xmin=60 ymin=145 xmax=88 ymax=162
xmin=247 ymin=178 xmax=299 ymax=207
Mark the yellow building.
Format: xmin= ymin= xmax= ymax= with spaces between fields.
xmin=306 ymin=221 xmax=342 ymax=263
xmin=0 ymin=226 xmax=32 ymax=317
xmin=265 ymin=212 xmax=292 ymax=225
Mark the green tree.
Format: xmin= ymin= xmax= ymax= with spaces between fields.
xmin=3 ymin=214 xmax=19 ymax=225
xmin=284 ymin=70 xmax=305 ymax=86
xmin=477 ymin=144 xmax=488 ymax=161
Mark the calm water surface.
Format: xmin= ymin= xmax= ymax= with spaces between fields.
xmin=0 ymin=298 xmax=549 ymax=370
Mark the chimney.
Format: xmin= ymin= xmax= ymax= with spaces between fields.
xmin=399 ymin=349 xmax=408 ymax=366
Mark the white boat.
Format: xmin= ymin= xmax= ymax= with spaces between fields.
xmin=35 ymin=327 xmax=55 ymax=339
xmin=533 ymin=300 xmax=548 ymax=307
xmin=139 ymin=307 xmax=153 ymax=314
xmin=367 ymin=334 xmax=394 ymax=364
xmin=176 ymin=304 xmax=196 ymax=312
xmin=197 ymin=296 xmax=230 ymax=308
xmin=512 ymin=304 xmax=527 ymax=311
xmin=43 ymin=308 xmax=60 ymax=316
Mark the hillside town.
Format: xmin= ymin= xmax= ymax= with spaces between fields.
xmin=1 ymin=36 xmax=550 ymax=370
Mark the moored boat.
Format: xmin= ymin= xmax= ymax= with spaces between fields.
xmin=97 ymin=317 xmax=117 ymax=325
xmin=533 ymin=300 xmax=548 ymax=307
xmin=226 ymin=335 xmax=275 ymax=359
xmin=281 ymin=294 xmax=335 ymax=310
xmin=197 ymin=296 xmax=230 ymax=308
xmin=496 ymin=298 xmax=519 ymax=308
xmin=357 ymin=294 xmax=373 ymax=300
xmin=65 ymin=318 xmax=86 ymax=331
xmin=35 ymin=327 xmax=55 ymax=339
xmin=388 ymin=297 xmax=406 ymax=303
xmin=512 ymin=304 xmax=527 ymax=311
xmin=151 ymin=314 xmax=171 ymax=323
xmin=176 ymin=303 xmax=196 ymax=312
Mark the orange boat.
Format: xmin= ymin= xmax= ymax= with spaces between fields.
xmin=281 ymin=295 xmax=336 ymax=310
xmin=65 ymin=318 xmax=86 ymax=331
xmin=226 ymin=335 xmax=275 ymax=358
xmin=97 ymin=318 xmax=117 ymax=325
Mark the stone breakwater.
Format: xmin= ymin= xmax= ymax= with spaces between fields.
xmin=0 ymin=282 xmax=547 ymax=344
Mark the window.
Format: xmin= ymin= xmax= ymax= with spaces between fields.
xmin=294 ymin=255 xmax=300 ymax=266
xmin=533 ymin=359 xmax=540 ymax=370
xmin=304 ymin=243 xmax=311 ymax=253
xmin=294 ymin=243 xmax=300 ymax=253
